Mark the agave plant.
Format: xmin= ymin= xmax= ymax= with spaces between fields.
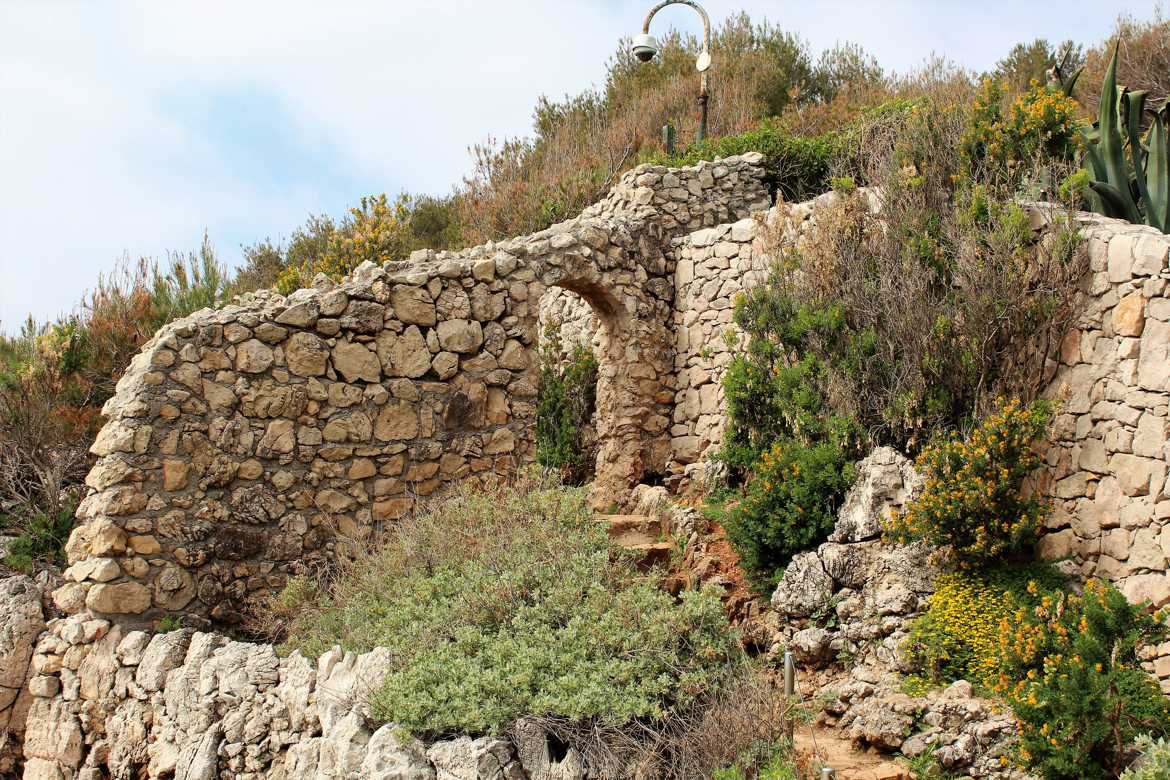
xmin=1081 ymin=43 xmax=1170 ymax=233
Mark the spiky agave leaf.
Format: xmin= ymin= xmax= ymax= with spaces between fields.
xmin=1147 ymin=105 xmax=1170 ymax=232
xmin=1095 ymin=42 xmax=1142 ymax=224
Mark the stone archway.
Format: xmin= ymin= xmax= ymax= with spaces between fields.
xmin=548 ymin=273 xmax=674 ymax=509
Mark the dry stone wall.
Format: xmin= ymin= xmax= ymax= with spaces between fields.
xmin=60 ymin=155 xmax=769 ymax=626
xmin=1035 ymin=213 xmax=1170 ymax=688
xmin=13 ymin=160 xmax=1170 ymax=779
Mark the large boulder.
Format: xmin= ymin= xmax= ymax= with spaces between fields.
xmin=830 ymin=446 xmax=921 ymax=543
xmin=770 ymin=552 xmax=833 ymax=618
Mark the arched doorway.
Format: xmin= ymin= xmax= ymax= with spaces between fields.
xmin=534 ymin=266 xmax=675 ymax=510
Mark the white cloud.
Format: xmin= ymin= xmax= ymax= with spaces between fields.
xmin=0 ymin=0 xmax=1158 ymax=328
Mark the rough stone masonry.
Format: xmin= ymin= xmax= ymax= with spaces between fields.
xmin=58 ymin=155 xmax=770 ymax=626
xmin=9 ymin=155 xmax=1170 ymax=780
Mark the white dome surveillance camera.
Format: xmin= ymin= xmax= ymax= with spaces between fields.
xmin=632 ymin=32 xmax=658 ymax=63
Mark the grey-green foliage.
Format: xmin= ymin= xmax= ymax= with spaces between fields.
xmin=1082 ymin=43 xmax=1170 ymax=232
xmin=1121 ymin=735 xmax=1170 ymax=780
xmin=275 ymin=471 xmax=739 ymax=738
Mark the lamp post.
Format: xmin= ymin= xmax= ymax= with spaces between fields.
xmin=631 ymin=0 xmax=712 ymax=142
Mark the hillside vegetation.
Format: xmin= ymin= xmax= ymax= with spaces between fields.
xmin=0 ymin=9 xmax=1161 ymax=567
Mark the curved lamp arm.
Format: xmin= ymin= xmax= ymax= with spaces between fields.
xmin=641 ymin=0 xmax=712 ymax=140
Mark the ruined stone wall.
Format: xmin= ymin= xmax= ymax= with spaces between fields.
xmin=58 ymin=155 xmax=769 ymax=626
xmin=669 ymin=215 xmax=767 ymax=466
xmin=668 ymin=191 xmax=1170 ymax=634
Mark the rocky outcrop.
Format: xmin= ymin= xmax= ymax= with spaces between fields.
xmin=19 ymin=613 xmax=584 ymax=780
xmin=769 ymin=448 xmax=1031 ymax=780
xmin=0 ymin=577 xmax=45 ymax=776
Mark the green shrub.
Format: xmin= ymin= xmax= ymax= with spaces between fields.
xmin=725 ymin=436 xmax=855 ymax=591
xmin=995 ymin=579 xmax=1170 ymax=780
xmin=713 ymin=750 xmax=798 ymax=780
xmin=2 ymin=502 xmax=75 ymax=573
xmin=720 ymin=279 xmax=863 ymax=473
xmin=903 ymin=564 xmax=1065 ymax=688
xmin=275 ymin=472 xmax=739 ymax=737
xmin=1121 ymin=735 xmax=1170 ymax=780
xmin=885 ymin=399 xmax=1051 ymax=565
xmin=657 ymin=120 xmax=842 ymax=202
xmin=535 ymin=329 xmax=599 ymax=485
xmin=717 ymin=243 xmax=862 ymax=589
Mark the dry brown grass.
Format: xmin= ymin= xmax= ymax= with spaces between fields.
xmin=521 ymin=669 xmax=795 ymax=780
xmin=1079 ymin=10 xmax=1170 ymax=119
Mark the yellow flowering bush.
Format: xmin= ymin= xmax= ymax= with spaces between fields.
xmin=995 ymin=579 xmax=1170 ymax=780
xmin=885 ymin=399 xmax=1050 ymax=564
xmin=276 ymin=193 xmax=417 ymax=294
xmin=962 ymin=79 xmax=1082 ymax=171
xmin=904 ymin=565 xmax=1063 ymax=688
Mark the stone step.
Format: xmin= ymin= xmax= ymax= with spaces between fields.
xmin=597 ymin=514 xmax=666 ymax=548
xmin=597 ymin=514 xmax=671 ymax=570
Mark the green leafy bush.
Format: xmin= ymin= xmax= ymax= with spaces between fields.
xmin=885 ymin=399 xmax=1051 ymax=565
xmin=657 ymin=120 xmax=842 ymax=202
xmin=713 ymin=751 xmax=799 ymax=780
xmin=1121 ymin=735 xmax=1170 ymax=780
xmin=535 ymin=329 xmax=599 ymax=485
xmin=274 ymin=472 xmax=739 ymax=737
xmin=903 ymin=564 xmax=1064 ymax=688
xmin=994 ymin=579 xmax=1170 ymax=780
xmin=2 ymin=502 xmax=75 ymax=573
xmin=725 ymin=436 xmax=855 ymax=592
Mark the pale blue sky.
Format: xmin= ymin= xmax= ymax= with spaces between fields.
xmin=0 ymin=0 xmax=1159 ymax=329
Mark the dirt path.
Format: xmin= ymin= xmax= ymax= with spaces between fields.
xmin=794 ymin=727 xmax=910 ymax=780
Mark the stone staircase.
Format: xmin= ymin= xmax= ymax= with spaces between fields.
xmin=597 ymin=514 xmax=673 ymax=569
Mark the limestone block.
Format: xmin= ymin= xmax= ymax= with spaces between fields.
xmin=276 ymin=300 xmax=320 ymax=328
xmin=1133 ymin=233 xmax=1170 ymax=276
xmin=284 ymin=332 xmax=329 ymax=377
xmin=332 ymin=341 xmax=381 ymax=383
xmin=258 ymin=419 xmax=296 ymax=456
xmin=432 ymin=351 xmax=459 ymax=380
xmin=1138 ymin=317 xmax=1170 ymax=391
xmin=85 ymin=582 xmax=152 ymax=614
xmin=1121 ymin=573 xmax=1170 ymax=607
xmin=1133 ymin=412 xmax=1167 ymax=458
xmin=1129 ymin=527 xmax=1167 ymax=570
xmin=437 ymin=320 xmax=485 ymax=354
xmin=379 ymin=326 xmax=431 ymax=379
xmin=235 ymin=339 xmax=274 ymax=374
xmin=1037 ymin=529 xmax=1077 ymax=560
xmin=375 ymin=403 xmax=419 ymax=441
xmin=1112 ymin=290 xmax=1146 ymax=337
xmin=340 ymin=301 xmax=387 ymax=333
xmin=392 ymin=286 xmax=437 ymax=326
xmin=1107 ymin=233 xmax=1137 ymax=282
xmin=1101 ymin=528 xmax=1130 ymax=560
xmin=1112 ymin=453 xmax=1158 ymax=496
